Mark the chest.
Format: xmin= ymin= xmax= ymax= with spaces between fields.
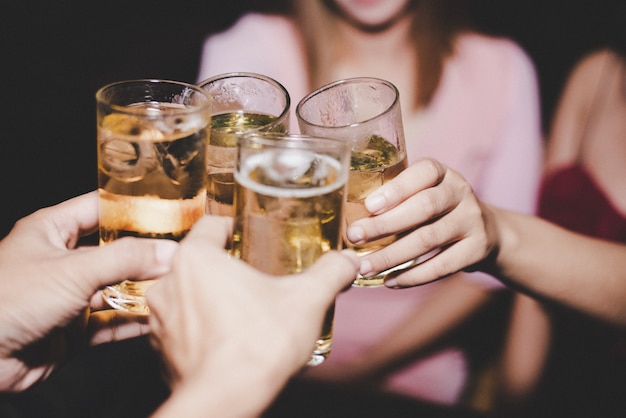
xmin=581 ymin=81 xmax=626 ymax=214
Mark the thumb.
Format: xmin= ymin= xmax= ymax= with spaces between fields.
xmin=179 ymin=215 xmax=232 ymax=250
xmin=301 ymin=250 xmax=359 ymax=300
xmin=70 ymin=238 xmax=179 ymax=293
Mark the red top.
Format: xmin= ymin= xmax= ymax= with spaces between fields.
xmin=539 ymin=164 xmax=626 ymax=243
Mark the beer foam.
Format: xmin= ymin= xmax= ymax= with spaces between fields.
xmin=235 ymin=151 xmax=346 ymax=198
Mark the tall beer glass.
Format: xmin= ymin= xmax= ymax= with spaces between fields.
xmin=198 ymin=72 xmax=290 ymax=217
xmin=232 ymin=133 xmax=350 ymax=366
xmin=296 ymin=77 xmax=408 ymax=287
xmin=98 ymin=79 xmax=211 ymax=315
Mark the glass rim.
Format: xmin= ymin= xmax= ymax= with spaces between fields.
xmin=236 ymin=133 xmax=351 ymax=196
xmin=95 ymin=79 xmax=212 ymax=116
xmin=197 ymin=71 xmax=291 ymax=128
xmin=296 ymin=76 xmax=400 ymax=129
xmin=238 ymin=132 xmax=351 ymax=154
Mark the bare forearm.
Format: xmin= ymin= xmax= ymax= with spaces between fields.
xmin=491 ymin=206 xmax=626 ymax=325
xmin=153 ymin=378 xmax=270 ymax=418
xmin=152 ymin=356 xmax=287 ymax=418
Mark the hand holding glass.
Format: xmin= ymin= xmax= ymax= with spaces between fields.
xmin=98 ymin=79 xmax=211 ymax=315
xmin=296 ymin=77 xmax=409 ymax=287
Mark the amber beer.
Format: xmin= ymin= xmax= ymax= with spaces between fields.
xmin=198 ymin=72 xmax=291 ymax=217
xmin=97 ymin=80 xmax=211 ymax=315
xmin=207 ymin=111 xmax=287 ymax=216
xmin=296 ymin=77 xmax=409 ymax=287
xmin=346 ymin=136 xmax=409 ymax=286
xmin=232 ymin=134 xmax=350 ymax=366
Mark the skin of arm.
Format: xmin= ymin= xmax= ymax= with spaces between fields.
xmin=497 ymin=293 xmax=551 ymax=406
xmin=496 ymin=50 xmax=626 ymax=331
xmin=148 ymin=216 xmax=359 ymax=417
xmin=491 ymin=206 xmax=626 ymax=326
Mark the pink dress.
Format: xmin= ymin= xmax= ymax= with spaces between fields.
xmin=198 ymin=13 xmax=544 ymax=405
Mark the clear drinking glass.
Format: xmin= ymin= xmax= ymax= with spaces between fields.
xmin=231 ymin=133 xmax=351 ymax=366
xmin=296 ymin=77 xmax=409 ymax=287
xmin=98 ymin=79 xmax=211 ymax=315
xmin=198 ymin=72 xmax=290 ymax=217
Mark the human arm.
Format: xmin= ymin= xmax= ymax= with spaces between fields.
xmin=497 ymin=293 xmax=551 ymax=406
xmin=147 ymin=216 xmax=359 ymax=418
xmin=349 ymin=158 xmax=626 ymax=326
xmin=488 ymin=206 xmax=626 ymax=325
xmin=0 ymin=191 xmax=178 ymax=392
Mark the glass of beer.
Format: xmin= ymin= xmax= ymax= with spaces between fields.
xmin=296 ymin=77 xmax=409 ymax=287
xmin=98 ymin=79 xmax=211 ymax=315
xmin=198 ymin=72 xmax=290 ymax=217
xmin=232 ymin=133 xmax=351 ymax=366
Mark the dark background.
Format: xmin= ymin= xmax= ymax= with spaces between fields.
xmin=2 ymin=0 xmax=623 ymax=237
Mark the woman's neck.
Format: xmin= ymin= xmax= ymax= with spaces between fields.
xmin=328 ymin=15 xmax=418 ymax=116
xmin=333 ymin=15 xmax=414 ymax=71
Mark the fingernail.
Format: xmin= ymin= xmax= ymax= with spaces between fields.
xmin=385 ymin=277 xmax=398 ymax=288
xmin=365 ymin=191 xmax=386 ymax=213
xmin=155 ymin=240 xmax=179 ymax=268
xmin=359 ymin=259 xmax=372 ymax=276
xmin=346 ymin=225 xmax=365 ymax=244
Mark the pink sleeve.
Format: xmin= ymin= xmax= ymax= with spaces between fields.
xmin=196 ymin=13 xmax=307 ymax=92
xmin=195 ymin=13 xmax=308 ymax=129
xmin=197 ymin=14 xmax=277 ymax=82
xmin=474 ymin=41 xmax=544 ymax=215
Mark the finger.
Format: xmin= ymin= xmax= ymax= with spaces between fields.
xmin=180 ymin=215 xmax=233 ymax=249
xmin=13 ymin=192 xmax=100 ymax=249
xmin=68 ymin=238 xmax=179 ymax=294
xmin=301 ymin=250 xmax=360 ymax=300
xmin=362 ymin=220 xmax=451 ymax=276
xmin=358 ymin=200 xmax=474 ymax=278
xmin=53 ymin=191 xmax=101 ymax=234
xmin=363 ymin=158 xmax=447 ymax=215
xmin=89 ymin=291 xmax=109 ymax=312
xmin=87 ymin=309 xmax=150 ymax=345
xmin=347 ymin=184 xmax=457 ymax=245
xmin=384 ymin=238 xmax=487 ymax=288
xmin=43 ymin=191 xmax=100 ymax=236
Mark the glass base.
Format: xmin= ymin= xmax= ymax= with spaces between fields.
xmin=101 ymin=280 xmax=154 ymax=315
xmin=308 ymin=337 xmax=332 ymax=366
xmin=307 ymin=353 xmax=327 ymax=367
xmin=353 ymin=272 xmax=386 ymax=287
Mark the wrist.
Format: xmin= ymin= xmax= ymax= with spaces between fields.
xmin=489 ymin=206 xmax=535 ymax=288
xmin=153 ymin=347 xmax=292 ymax=417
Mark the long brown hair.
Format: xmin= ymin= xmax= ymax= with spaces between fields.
xmin=291 ymin=0 xmax=473 ymax=109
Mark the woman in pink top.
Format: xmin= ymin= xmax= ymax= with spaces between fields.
xmin=197 ymin=0 xmax=543 ymax=407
